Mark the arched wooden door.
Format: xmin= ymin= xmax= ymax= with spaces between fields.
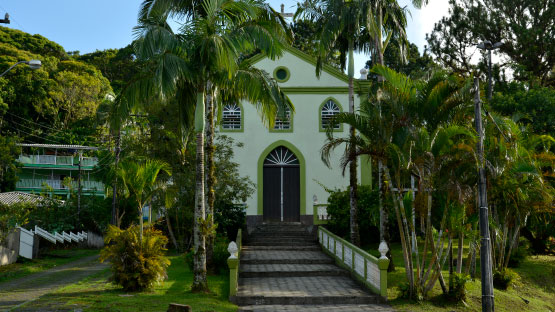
xmin=263 ymin=146 xmax=300 ymax=222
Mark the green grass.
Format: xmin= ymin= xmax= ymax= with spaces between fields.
xmin=22 ymin=254 xmax=238 ymax=312
xmin=365 ymin=242 xmax=555 ymax=312
xmin=0 ymin=248 xmax=99 ymax=284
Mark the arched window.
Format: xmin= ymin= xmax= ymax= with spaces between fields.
xmin=320 ymin=99 xmax=341 ymax=131
xmin=221 ymin=103 xmax=242 ymax=130
xmin=273 ymin=107 xmax=292 ymax=131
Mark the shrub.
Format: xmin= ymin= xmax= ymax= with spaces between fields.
xmin=100 ymin=225 xmax=170 ymax=291
xmin=508 ymin=240 xmax=530 ymax=268
xmin=184 ymin=248 xmax=194 ymax=271
xmin=211 ymin=237 xmax=231 ymax=274
xmin=493 ymin=269 xmax=518 ymax=290
xmin=215 ymin=202 xmax=246 ymax=241
xmin=449 ymin=273 xmax=470 ymax=301
xmin=326 ymin=185 xmax=386 ymax=244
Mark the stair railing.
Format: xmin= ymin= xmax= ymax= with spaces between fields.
xmin=318 ymin=227 xmax=390 ymax=300
xmin=227 ymin=228 xmax=242 ymax=298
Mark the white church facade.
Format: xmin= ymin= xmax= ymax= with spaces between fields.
xmin=217 ymin=47 xmax=372 ymax=227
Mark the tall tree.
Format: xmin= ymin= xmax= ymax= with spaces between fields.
xmin=129 ymin=0 xmax=292 ymax=292
xmin=296 ymin=0 xmax=374 ymax=246
xmin=427 ymin=0 xmax=555 ymax=86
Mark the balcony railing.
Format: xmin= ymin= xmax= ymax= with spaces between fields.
xmin=17 ymin=155 xmax=98 ymax=167
xmin=16 ymin=179 xmax=104 ymax=191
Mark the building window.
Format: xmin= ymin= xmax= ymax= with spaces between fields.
xmin=273 ymin=66 xmax=290 ymax=83
xmin=273 ymin=107 xmax=291 ymax=131
xmin=320 ymin=99 xmax=341 ymax=130
xmin=221 ymin=103 xmax=242 ymax=131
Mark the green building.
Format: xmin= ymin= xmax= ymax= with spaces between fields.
xmin=15 ymin=144 xmax=105 ymax=198
xmin=217 ymin=47 xmax=372 ymax=227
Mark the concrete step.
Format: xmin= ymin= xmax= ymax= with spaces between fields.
xmin=242 ymin=245 xmax=321 ymax=251
xmin=240 ymin=264 xmax=348 ymax=278
xmin=238 ymin=304 xmax=394 ymax=312
xmin=247 ymin=238 xmax=316 ymax=244
xmin=241 ymin=250 xmax=333 ymax=265
xmin=233 ymin=276 xmax=379 ymax=306
xmin=245 ymin=241 xmax=317 ymax=246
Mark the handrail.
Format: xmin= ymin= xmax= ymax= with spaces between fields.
xmin=318 ymin=226 xmax=390 ymax=300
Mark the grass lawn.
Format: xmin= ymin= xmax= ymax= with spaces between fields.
xmin=0 ymin=248 xmax=99 ymax=284
xmin=365 ymin=242 xmax=555 ymax=312
xmin=21 ymin=253 xmax=238 ymax=312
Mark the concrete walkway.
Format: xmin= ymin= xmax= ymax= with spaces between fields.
xmin=235 ymin=224 xmax=393 ymax=312
xmin=0 ymin=254 xmax=107 ymax=311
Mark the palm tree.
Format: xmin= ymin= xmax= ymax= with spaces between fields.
xmin=126 ymin=0 xmax=293 ymax=292
xmin=118 ymin=159 xmax=172 ymax=240
xmin=323 ymin=65 xmax=475 ymax=298
xmin=296 ymin=0 xmax=375 ymax=246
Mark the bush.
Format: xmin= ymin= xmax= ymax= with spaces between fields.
xmin=211 ymin=237 xmax=231 ymax=274
xmin=184 ymin=248 xmax=194 ymax=271
xmin=493 ymin=269 xmax=518 ymax=290
xmin=100 ymin=225 xmax=170 ymax=291
xmin=508 ymin=240 xmax=530 ymax=268
xmin=449 ymin=273 xmax=470 ymax=301
xmin=326 ymin=185 xmax=384 ymax=245
xmin=215 ymin=202 xmax=246 ymax=241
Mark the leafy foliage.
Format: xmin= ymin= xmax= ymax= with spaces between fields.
xmin=0 ymin=135 xmax=20 ymax=192
xmin=448 ymin=273 xmax=470 ymax=302
xmin=427 ymin=0 xmax=555 ymax=85
xmin=100 ymin=225 xmax=170 ymax=291
xmin=0 ymin=202 xmax=33 ymax=244
xmin=493 ymin=269 xmax=518 ymax=290
xmin=325 ymin=185 xmax=387 ymax=245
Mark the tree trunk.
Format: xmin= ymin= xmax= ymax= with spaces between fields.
xmin=347 ymin=39 xmax=360 ymax=246
xmin=384 ymin=167 xmax=414 ymax=296
xmin=192 ymin=92 xmax=209 ymax=292
xmin=448 ymin=233 xmax=453 ymax=294
xmin=165 ymin=207 xmax=179 ymax=251
xmin=205 ymin=82 xmax=216 ymax=267
xmin=456 ymin=231 xmax=464 ymax=274
xmin=379 ymin=160 xmax=394 ymax=271
xmin=112 ymin=131 xmax=121 ymax=226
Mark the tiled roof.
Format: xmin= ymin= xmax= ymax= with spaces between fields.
xmin=0 ymin=192 xmax=64 ymax=205
xmin=17 ymin=144 xmax=99 ymax=151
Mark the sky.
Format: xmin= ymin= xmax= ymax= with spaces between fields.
xmin=0 ymin=0 xmax=450 ymax=73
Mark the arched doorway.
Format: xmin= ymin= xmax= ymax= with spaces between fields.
xmin=263 ymin=146 xmax=300 ymax=222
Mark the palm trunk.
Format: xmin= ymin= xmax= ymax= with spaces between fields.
xmin=378 ymin=160 xmax=394 ymax=271
xmin=448 ymin=233 xmax=453 ymax=294
xmin=192 ymin=92 xmax=208 ymax=292
xmin=111 ymin=131 xmax=121 ymax=226
xmin=347 ymin=39 xmax=360 ymax=246
xmin=139 ymin=202 xmax=144 ymax=241
xmin=384 ymin=167 xmax=414 ymax=296
xmin=205 ymin=82 xmax=216 ymax=267
xmin=456 ymin=231 xmax=464 ymax=274
xmin=165 ymin=207 xmax=179 ymax=251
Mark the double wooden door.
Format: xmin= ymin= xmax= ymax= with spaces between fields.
xmin=263 ymin=146 xmax=300 ymax=222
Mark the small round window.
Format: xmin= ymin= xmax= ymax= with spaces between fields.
xmin=273 ymin=66 xmax=290 ymax=82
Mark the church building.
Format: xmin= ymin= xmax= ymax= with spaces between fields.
xmin=217 ymin=47 xmax=372 ymax=228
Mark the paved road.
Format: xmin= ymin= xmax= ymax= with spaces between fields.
xmin=0 ymin=254 xmax=107 ymax=311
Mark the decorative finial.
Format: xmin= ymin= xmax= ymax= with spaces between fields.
xmin=378 ymin=241 xmax=389 ymax=259
xmin=228 ymin=241 xmax=238 ymax=259
xmin=360 ymin=68 xmax=368 ymax=79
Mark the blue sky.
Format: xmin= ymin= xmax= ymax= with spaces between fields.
xmin=0 ymin=0 xmax=449 ymax=72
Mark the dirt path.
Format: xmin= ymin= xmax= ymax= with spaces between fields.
xmin=0 ymin=254 xmax=108 ymax=311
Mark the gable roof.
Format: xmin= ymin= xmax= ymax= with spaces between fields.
xmin=247 ymin=46 xmax=371 ymax=91
xmin=0 ymin=192 xmax=64 ymax=205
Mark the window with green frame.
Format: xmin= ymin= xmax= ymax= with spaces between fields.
xmin=221 ymin=103 xmax=242 ymax=130
xmin=320 ymin=99 xmax=341 ymax=131
xmin=273 ymin=107 xmax=292 ymax=131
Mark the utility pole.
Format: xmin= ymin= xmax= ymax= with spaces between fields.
xmin=279 ymin=4 xmax=293 ymax=17
xmin=474 ymin=77 xmax=495 ymax=312
xmin=477 ymin=40 xmax=502 ymax=101
xmin=77 ymin=150 xmax=82 ymax=229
